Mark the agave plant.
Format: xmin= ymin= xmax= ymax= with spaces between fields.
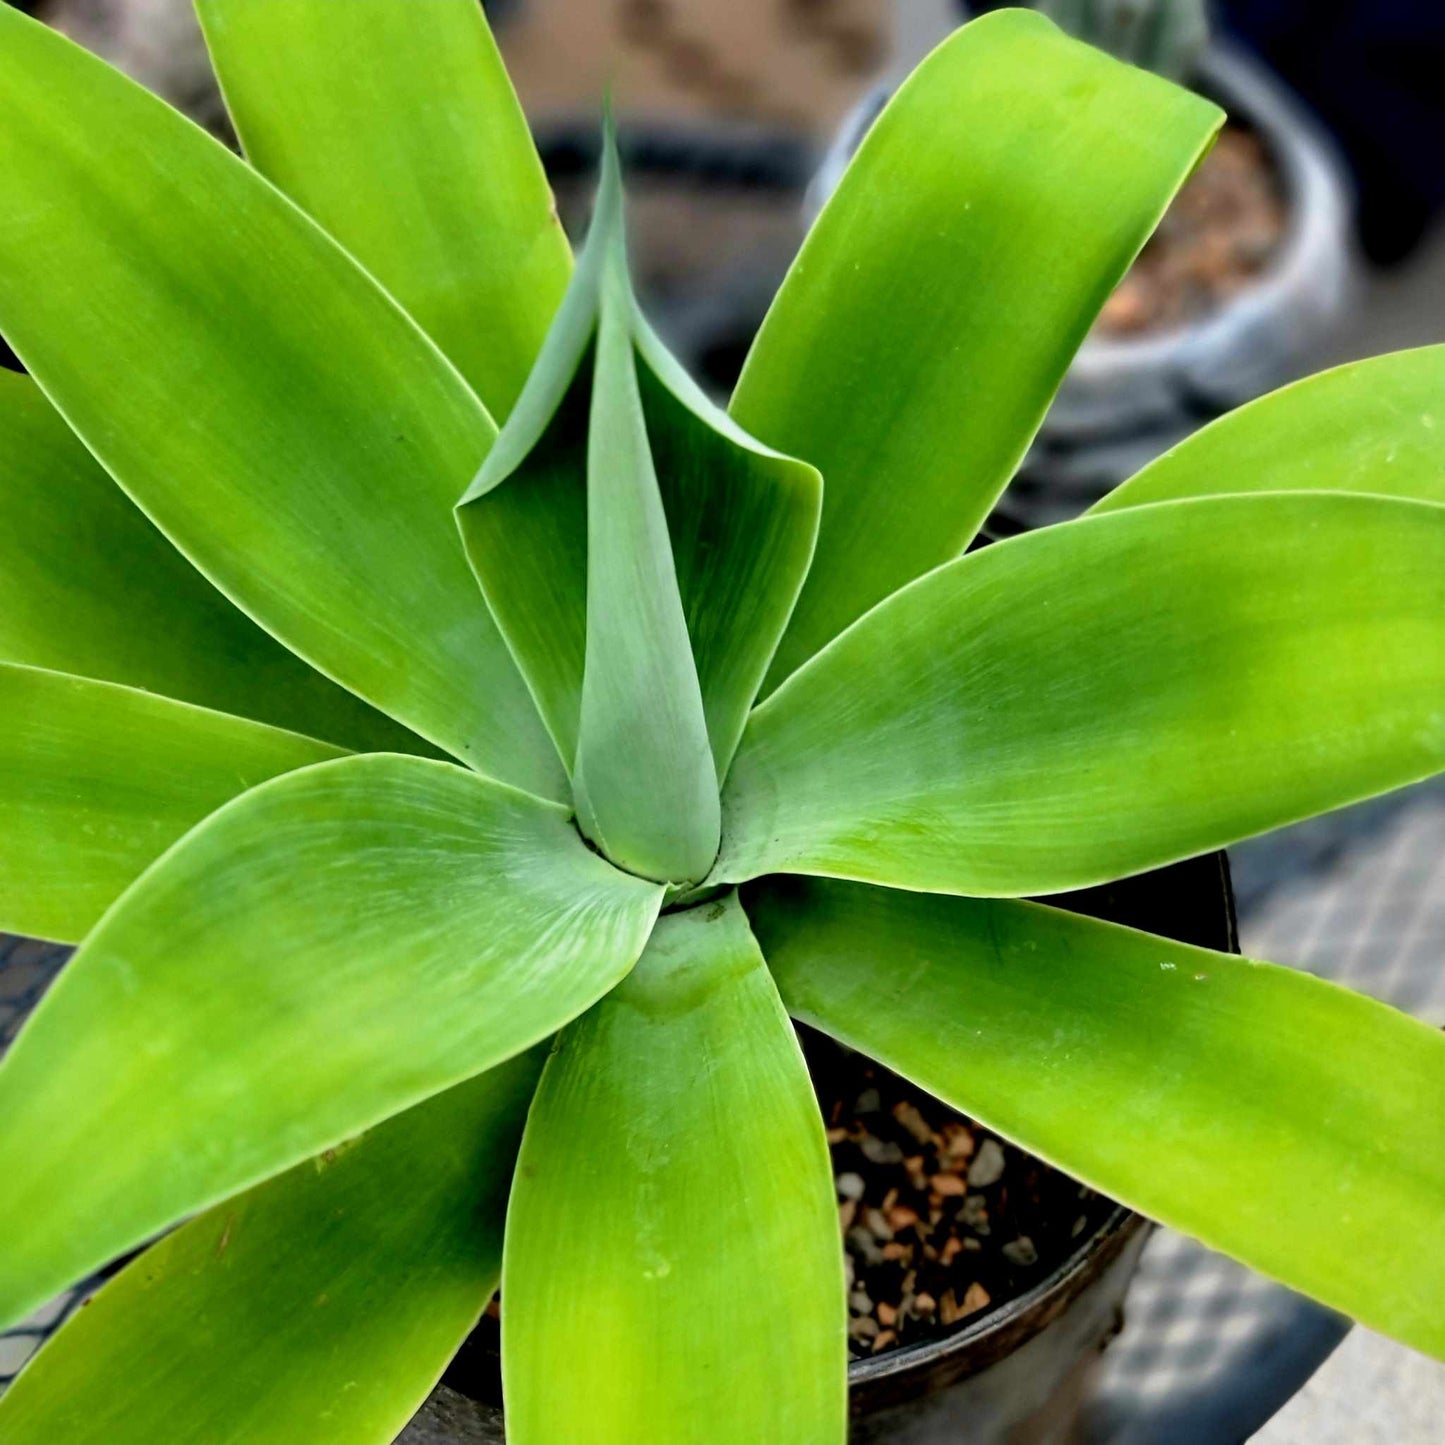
xmin=0 ymin=3 xmax=1441 ymax=1441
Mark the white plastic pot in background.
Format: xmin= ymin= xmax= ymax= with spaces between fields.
xmin=811 ymin=35 xmax=1358 ymax=523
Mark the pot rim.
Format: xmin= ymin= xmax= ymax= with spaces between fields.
xmin=844 ymin=1203 xmax=1147 ymax=1412
xmin=1069 ymin=38 xmax=1354 ymax=369
xmin=810 ymin=37 xmax=1355 ymax=379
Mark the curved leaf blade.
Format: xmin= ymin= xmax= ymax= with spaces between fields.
xmin=0 ymin=369 xmax=428 ymax=756
xmin=504 ymin=893 xmax=846 ymax=1444
xmin=457 ymin=213 xmax=818 ymax=790
xmin=750 ymin=876 xmax=1445 ymax=1359
xmin=0 ymin=662 xmax=342 ymax=944
xmin=0 ymin=753 xmax=661 ymax=1329
xmin=636 ymin=320 xmax=821 ymax=779
xmin=454 ymin=183 xmax=606 ymax=766
xmin=566 ymin=152 xmax=719 ymax=884
xmin=0 ymin=1052 xmax=543 ymax=1444
xmin=731 ymin=8 xmax=1222 ymax=688
xmin=198 ymin=0 xmax=570 ymax=419
xmin=717 ymin=493 xmax=1445 ymax=895
xmin=1094 ymin=345 xmax=1445 ymax=514
xmin=0 ymin=6 xmax=561 ymax=796
xmin=572 ymin=238 xmax=720 ymax=884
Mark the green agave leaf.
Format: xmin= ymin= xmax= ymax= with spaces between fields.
xmin=462 ymin=132 xmax=826 ymax=814
xmin=0 ymin=369 xmax=428 ymax=756
xmin=636 ymin=319 xmax=821 ymax=779
xmin=198 ymin=0 xmax=570 ymax=419
xmin=731 ymin=8 xmax=1222 ymax=689
xmin=716 ymin=492 xmax=1445 ymax=895
xmin=0 ymin=662 xmax=342 ymax=944
xmin=0 ymin=5 xmax=561 ymax=797
xmin=0 ymin=1051 xmax=544 ymax=1444
xmin=1094 ymin=344 xmax=1445 ymax=513
xmin=455 ymin=162 xmax=614 ymax=769
xmin=573 ymin=223 xmax=720 ymax=884
xmin=503 ymin=893 xmax=846 ymax=1444
xmin=0 ymin=753 xmax=661 ymax=1330
xmin=750 ymin=876 xmax=1445 ymax=1359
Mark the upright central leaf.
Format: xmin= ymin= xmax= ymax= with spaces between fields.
xmin=572 ymin=207 xmax=720 ymax=884
xmin=458 ymin=137 xmax=818 ymax=882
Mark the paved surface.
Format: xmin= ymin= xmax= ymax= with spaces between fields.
xmin=1256 ymin=1329 xmax=1445 ymax=1444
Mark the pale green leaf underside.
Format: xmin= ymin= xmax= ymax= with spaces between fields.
xmin=198 ymin=0 xmax=570 ymax=419
xmin=0 ymin=754 xmax=660 ymax=1330
xmin=0 ymin=1053 xmax=543 ymax=1445
xmin=455 ymin=182 xmax=603 ymax=767
xmin=717 ymin=492 xmax=1445 ymax=895
xmin=0 ymin=369 xmax=428 ymax=756
xmin=504 ymin=893 xmax=845 ymax=1444
xmin=1095 ymin=344 xmax=1445 ymax=514
xmin=0 ymin=662 xmax=341 ymax=944
xmin=635 ymin=319 xmax=821 ymax=780
xmin=0 ymin=5 xmax=561 ymax=798
xmin=750 ymin=877 xmax=1445 ymax=1360
xmin=732 ymin=8 xmax=1222 ymax=689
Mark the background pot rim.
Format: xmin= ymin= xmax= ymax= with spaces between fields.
xmin=1068 ymin=38 xmax=1355 ymax=372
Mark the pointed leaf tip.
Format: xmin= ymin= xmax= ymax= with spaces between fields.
xmin=732 ymin=8 xmax=1221 ymax=689
xmin=460 ymin=130 xmax=817 ymax=874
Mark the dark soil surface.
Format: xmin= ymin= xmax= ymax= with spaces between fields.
xmin=802 ymin=1028 xmax=1115 ymax=1360
xmin=1096 ymin=122 xmax=1286 ymax=337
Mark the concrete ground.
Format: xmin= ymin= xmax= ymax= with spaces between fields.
xmin=1257 ymin=1329 xmax=1445 ymax=1444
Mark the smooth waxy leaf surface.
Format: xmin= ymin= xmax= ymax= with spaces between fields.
xmin=717 ymin=493 xmax=1445 ymax=895
xmin=0 ymin=1052 xmax=544 ymax=1445
xmin=455 ymin=225 xmax=596 ymax=766
xmin=572 ymin=223 xmax=720 ymax=884
xmin=459 ymin=139 xmax=817 ymax=803
xmin=1095 ymin=344 xmax=1445 ymax=514
xmin=0 ymin=663 xmax=341 ymax=943
xmin=732 ymin=8 xmax=1222 ymax=687
xmin=504 ymin=893 xmax=845 ymax=1444
xmin=636 ymin=320 xmax=821 ymax=778
xmin=0 ymin=370 xmax=426 ymax=755
xmin=0 ymin=6 xmax=561 ymax=796
xmin=199 ymin=0 xmax=569 ymax=418
xmin=751 ymin=877 xmax=1445 ymax=1359
xmin=0 ymin=754 xmax=661 ymax=1329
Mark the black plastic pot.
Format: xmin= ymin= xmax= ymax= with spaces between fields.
xmin=401 ymin=852 xmax=1236 ymax=1444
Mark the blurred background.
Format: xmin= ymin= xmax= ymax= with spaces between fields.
xmin=1 ymin=1 xmax=1442 ymax=1439
xmin=14 ymin=0 xmax=1445 ymax=515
